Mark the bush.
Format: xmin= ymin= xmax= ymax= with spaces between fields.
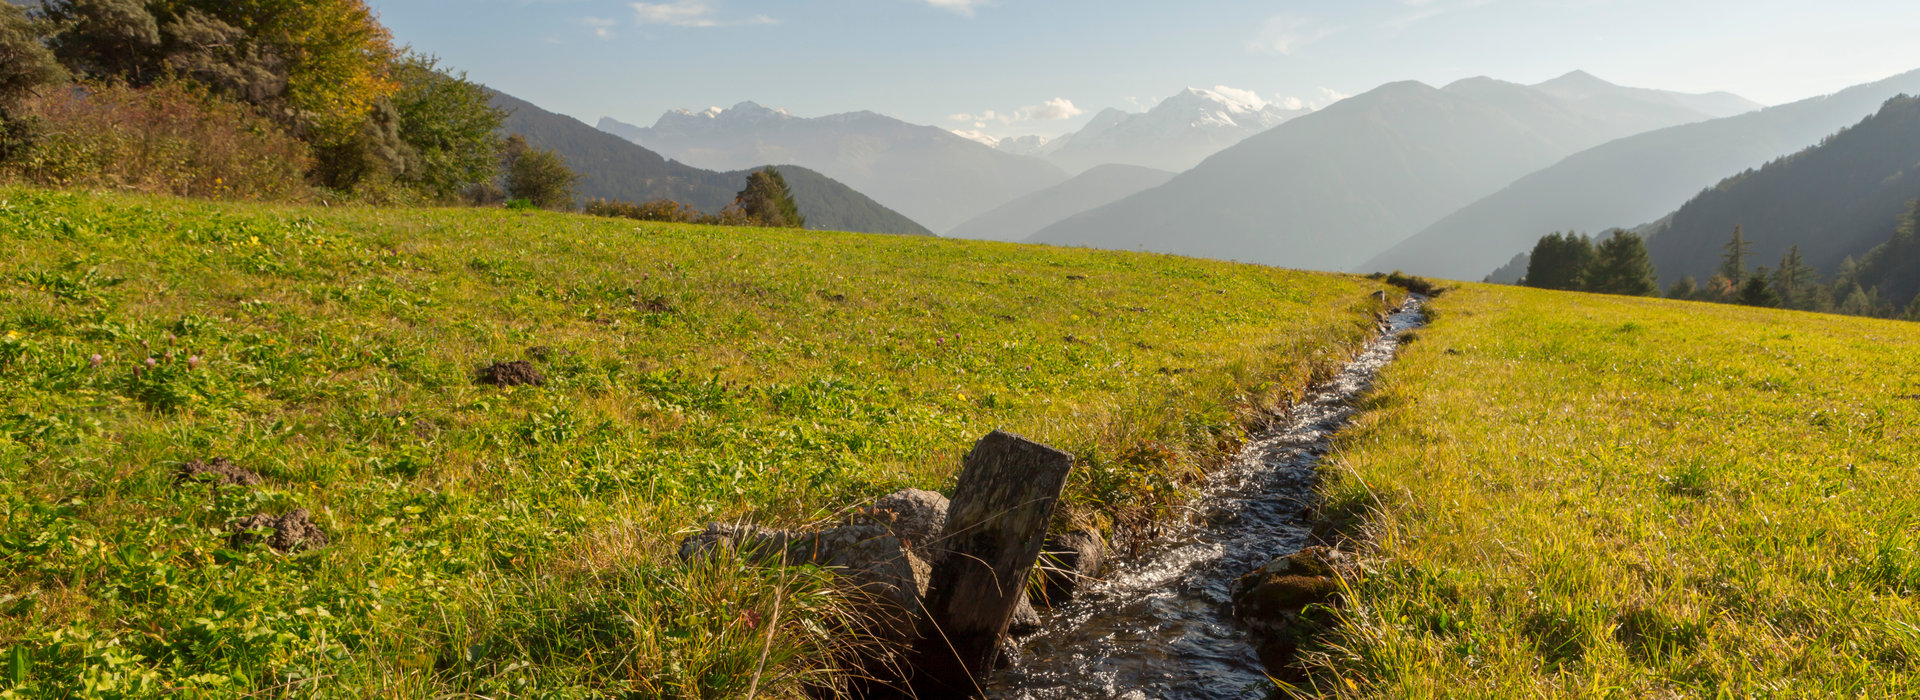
xmin=585 ymin=198 xmax=702 ymax=223
xmin=502 ymin=134 xmax=575 ymax=210
xmin=2 ymin=80 xmax=309 ymax=200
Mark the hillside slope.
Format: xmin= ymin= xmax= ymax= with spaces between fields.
xmin=946 ymin=164 xmax=1175 ymax=242
xmin=1643 ymin=95 xmax=1920 ymax=285
xmin=0 ymin=186 xmax=1389 ymax=694
xmin=1364 ymin=68 xmax=1920 ymax=280
xmin=1029 ymin=76 xmax=1707 ymax=272
xmin=491 ymin=91 xmax=929 ymax=235
xmin=599 ymin=103 xmax=1069 ymax=232
xmin=1316 ymin=283 xmax=1920 ymax=694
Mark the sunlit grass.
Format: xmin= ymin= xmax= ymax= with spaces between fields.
xmin=1315 ymin=284 xmax=1920 ymax=697
xmin=0 ymin=187 xmax=1389 ymax=695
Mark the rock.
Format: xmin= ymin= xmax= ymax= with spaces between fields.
xmin=1007 ymin=593 xmax=1043 ymax=636
xmin=475 ymin=360 xmax=544 ymax=387
xmin=676 ymin=521 xmax=799 ymax=563
xmin=175 ymin=458 xmax=261 ymax=487
xmin=1230 ymin=547 xmax=1357 ymax=678
xmin=859 ymin=488 xmax=950 ymax=550
xmin=230 ymin=509 xmax=328 ymax=553
xmin=1034 ymin=529 xmax=1106 ymax=607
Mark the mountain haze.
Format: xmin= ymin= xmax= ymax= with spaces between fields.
xmin=946 ymin=164 xmax=1176 ymax=242
xmin=1040 ymin=87 xmax=1310 ymax=174
xmin=1642 ymin=95 xmax=1920 ymax=285
xmin=1028 ymin=74 xmax=1729 ymax=271
xmin=598 ymin=104 xmax=1068 ymax=232
xmin=1364 ymin=68 xmax=1920 ymax=280
xmin=492 ymin=92 xmax=929 ymax=235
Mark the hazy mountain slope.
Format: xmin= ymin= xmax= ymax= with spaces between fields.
xmin=1642 ymin=96 xmax=1920 ymax=285
xmin=1042 ymin=87 xmax=1309 ymax=173
xmin=1533 ymin=70 xmax=1762 ymax=124
xmin=598 ymin=104 xmax=1068 ymax=232
xmin=946 ymin=164 xmax=1175 ymax=242
xmin=1363 ymin=68 xmax=1920 ymax=280
xmin=1028 ymin=77 xmax=1697 ymax=272
xmin=491 ymin=92 xmax=929 ymax=235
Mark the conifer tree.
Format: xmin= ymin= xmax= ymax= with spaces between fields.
xmin=1719 ymin=225 xmax=1751 ymax=286
xmin=734 ymin=167 xmax=805 ymax=228
xmin=1586 ymin=229 xmax=1659 ymax=296
xmin=1772 ymin=246 xmax=1821 ymax=310
xmin=1522 ymin=232 xmax=1595 ymax=291
xmin=1667 ymin=276 xmax=1700 ymax=300
xmin=1738 ymin=276 xmax=1778 ymax=307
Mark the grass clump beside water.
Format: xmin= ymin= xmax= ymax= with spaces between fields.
xmin=1314 ymin=284 xmax=1920 ymax=697
xmin=0 ymin=187 xmax=1390 ymax=696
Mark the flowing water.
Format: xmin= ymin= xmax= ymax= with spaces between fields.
xmin=984 ymin=298 xmax=1428 ymax=700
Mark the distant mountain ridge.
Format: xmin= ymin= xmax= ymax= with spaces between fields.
xmin=491 ymin=91 xmax=930 ymax=236
xmin=1363 ymin=68 xmax=1920 ymax=280
xmin=1037 ymin=87 xmax=1310 ymax=174
xmin=1642 ymin=95 xmax=1920 ymax=286
xmin=946 ymin=164 xmax=1176 ymax=242
xmin=597 ymin=104 xmax=1068 ymax=233
xmin=1027 ymin=72 xmax=1738 ymax=272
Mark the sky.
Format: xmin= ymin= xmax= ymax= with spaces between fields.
xmin=367 ymin=0 xmax=1920 ymax=142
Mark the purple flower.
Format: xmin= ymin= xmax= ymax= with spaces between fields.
xmin=188 ymin=355 xmax=202 ymax=369
xmin=144 ymin=357 xmax=157 ymax=368
xmin=89 ymin=354 xmax=103 ymax=368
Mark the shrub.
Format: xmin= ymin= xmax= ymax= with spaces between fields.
xmin=3 ymin=80 xmax=309 ymax=200
xmin=502 ymin=134 xmax=575 ymax=210
xmin=585 ymin=198 xmax=702 ymax=223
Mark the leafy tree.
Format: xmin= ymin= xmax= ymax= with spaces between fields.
xmin=38 ymin=0 xmax=161 ymax=82
xmin=161 ymin=9 xmax=287 ymax=104
xmin=503 ymin=134 xmax=576 ymax=210
xmin=1 ymin=4 xmax=65 ymax=109
xmin=1522 ymin=232 xmax=1594 ymax=291
xmin=1718 ymin=225 xmax=1751 ymax=286
xmin=1586 ymin=229 xmax=1659 ymax=296
xmin=733 ymin=166 xmax=805 ymax=228
xmin=1737 ymin=275 xmax=1778 ymax=307
xmin=387 ymin=52 xmax=503 ymax=201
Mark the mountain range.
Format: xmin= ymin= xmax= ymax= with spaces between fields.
xmin=597 ymin=104 xmax=1068 ymax=233
xmin=1033 ymin=87 xmax=1310 ymax=174
xmin=1641 ymin=95 xmax=1920 ymax=286
xmin=1026 ymin=72 xmax=1745 ymax=272
xmin=491 ymin=91 xmax=930 ymax=236
xmin=945 ymin=164 xmax=1176 ymax=242
xmin=1363 ymin=68 xmax=1920 ymax=280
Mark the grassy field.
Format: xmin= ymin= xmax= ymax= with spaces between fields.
xmin=1316 ymin=284 xmax=1920 ymax=697
xmin=0 ymin=187 xmax=1392 ymax=696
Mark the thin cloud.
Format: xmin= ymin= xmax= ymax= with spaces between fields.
xmin=631 ymin=1 xmax=777 ymax=28
xmin=1247 ymin=15 xmax=1335 ymax=55
xmin=949 ymin=97 xmax=1083 ymax=130
xmin=927 ymin=0 xmax=989 ymax=17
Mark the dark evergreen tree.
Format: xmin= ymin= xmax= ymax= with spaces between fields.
xmin=0 ymin=4 xmax=64 ymax=108
xmin=1771 ymin=246 xmax=1821 ymax=310
xmin=733 ymin=166 xmax=805 ymax=228
xmin=38 ymin=0 xmax=162 ymax=83
xmin=1737 ymin=275 xmax=1778 ymax=307
xmin=503 ymin=134 xmax=577 ymax=210
xmin=1718 ymin=225 xmax=1751 ymax=285
xmin=1586 ymin=229 xmax=1660 ymax=296
xmin=1522 ymin=232 xmax=1595 ymax=291
xmin=1667 ymin=276 xmax=1700 ymax=300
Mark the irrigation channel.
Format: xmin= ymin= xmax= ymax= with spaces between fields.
xmin=983 ymin=297 xmax=1428 ymax=700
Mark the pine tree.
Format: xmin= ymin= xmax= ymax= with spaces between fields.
xmin=1522 ymin=232 xmax=1595 ymax=291
xmin=1738 ymin=276 xmax=1778 ymax=307
xmin=733 ymin=167 xmax=805 ymax=228
xmin=1667 ymin=276 xmax=1700 ymax=300
xmin=1586 ymin=230 xmax=1659 ymax=296
xmin=1719 ymin=225 xmax=1752 ymax=286
xmin=1772 ymin=246 xmax=1821 ymax=310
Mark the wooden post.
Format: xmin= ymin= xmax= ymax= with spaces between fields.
xmin=910 ymin=430 xmax=1075 ymax=697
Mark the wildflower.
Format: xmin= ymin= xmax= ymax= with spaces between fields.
xmin=188 ymin=355 xmax=201 ymax=369
xmin=90 ymin=354 xmax=103 ymax=368
xmin=145 ymin=357 xmax=157 ymax=368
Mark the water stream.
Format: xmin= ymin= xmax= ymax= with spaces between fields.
xmin=983 ymin=297 xmax=1428 ymax=700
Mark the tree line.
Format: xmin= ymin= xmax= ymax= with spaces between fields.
xmin=584 ymin=167 xmax=807 ymax=229
xmin=1519 ymin=198 xmax=1920 ymax=321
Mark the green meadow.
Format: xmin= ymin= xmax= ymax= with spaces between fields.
xmin=1317 ymin=284 xmax=1920 ymax=697
xmin=0 ymin=188 xmax=1392 ymax=696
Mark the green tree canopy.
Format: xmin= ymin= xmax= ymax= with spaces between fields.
xmin=1522 ymin=232 xmax=1594 ymax=291
xmin=503 ymin=134 xmax=576 ymax=210
xmin=1718 ymin=225 xmax=1751 ymax=285
xmin=734 ymin=166 xmax=805 ymax=228
xmin=387 ymin=52 xmax=503 ymax=201
xmin=0 ymin=4 xmax=67 ymax=110
xmin=1587 ymin=229 xmax=1660 ymax=296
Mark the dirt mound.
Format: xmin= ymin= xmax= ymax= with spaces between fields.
xmin=475 ymin=360 xmax=544 ymax=387
xmin=231 ymin=508 xmax=329 ymax=552
xmin=175 ymin=458 xmax=262 ymax=487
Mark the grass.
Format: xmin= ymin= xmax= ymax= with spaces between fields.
xmin=1314 ymin=284 xmax=1920 ymax=697
xmin=0 ymin=187 xmax=1392 ymax=696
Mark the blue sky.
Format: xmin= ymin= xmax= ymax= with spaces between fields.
xmin=368 ymin=0 xmax=1920 ymax=141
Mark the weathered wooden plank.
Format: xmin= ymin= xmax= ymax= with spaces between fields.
xmin=910 ymin=430 xmax=1075 ymax=697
